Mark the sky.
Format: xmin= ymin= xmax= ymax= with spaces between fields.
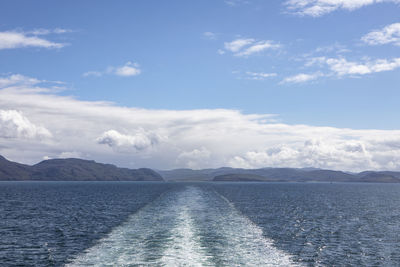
xmin=0 ymin=0 xmax=400 ymax=171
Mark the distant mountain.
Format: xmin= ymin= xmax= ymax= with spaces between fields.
xmin=3 ymin=154 xmax=400 ymax=183
xmin=0 ymin=156 xmax=163 ymax=181
xmin=213 ymin=174 xmax=266 ymax=182
xmin=158 ymin=167 xmax=400 ymax=183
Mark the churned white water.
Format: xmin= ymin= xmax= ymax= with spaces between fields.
xmin=67 ymin=186 xmax=299 ymax=266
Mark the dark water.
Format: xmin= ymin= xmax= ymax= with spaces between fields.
xmin=1 ymin=182 xmax=400 ymax=266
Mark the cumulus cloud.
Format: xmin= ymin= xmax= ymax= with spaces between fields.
xmin=229 ymin=139 xmax=378 ymax=171
xmin=0 ymin=31 xmax=65 ymax=50
xmin=83 ymin=62 xmax=141 ymax=77
xmin=96 ymin=129 xmax=158 ymax=151
xmin=223 ymin=38 xmax=280 ymax=57
xmin=0 ymin=110 xmax=52 ymax=140
xmin=362 ymin=22 xmax=400 ymax=46
xmin=1 ymin=74 xmax=400 ymax=171
xmin=285 ymin=0 xmax=400 ymax=17
xmin=177 ymin=147 xmax=211 ymax=169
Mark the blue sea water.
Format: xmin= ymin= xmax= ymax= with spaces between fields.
xmin=1 ymin=182 xmax=400 ymax=266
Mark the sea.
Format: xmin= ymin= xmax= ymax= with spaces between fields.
xmin=1 ymin=181 xmax=400 ymax=266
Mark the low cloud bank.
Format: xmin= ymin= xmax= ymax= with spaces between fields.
xmin=1 ymin=74 xmax=400 ymax=171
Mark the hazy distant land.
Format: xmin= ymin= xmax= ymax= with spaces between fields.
xmin=159 ymin=167 xmax=400 ymax=183
xmin=1 ymin=155 xmax=400 ymax=183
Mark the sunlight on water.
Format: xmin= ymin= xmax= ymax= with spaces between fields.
xmin=67 ymin=186 xmax=299 ymax=266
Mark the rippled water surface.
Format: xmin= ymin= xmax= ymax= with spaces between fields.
xmin=1 ymin=182 xmax=400 ymax=266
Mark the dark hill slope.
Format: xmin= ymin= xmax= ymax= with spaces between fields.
xmin=0 ymin=156 xmax=163 ymax=181
xmin=0 ymin=155 xmax=31 ymax=180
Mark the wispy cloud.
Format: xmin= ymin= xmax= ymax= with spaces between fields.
xmin=224 ymin=0 xmax=249 ymax=6
xmin=313 ymin=56 xmax=400 ymax=76
xmin=245 ymin=71 xmax=277 ymax=80
xmin=27 ymin=28 xmax=74 ymax=35
xmin=224 ymin=38 xmax=255 ymax=52
xmin=223 ymin=38 xmax=280 ymax=57
xmin=83 ymin=62 xmax=141 ymax=77
xmin=362 ymin=22 xmax=400 ymax=46
xmin=284 ymin=56 xmax=400 ymax=84
xmin=203 ymin=31 xmax=218 ymax=40
xmin=314 ymin=43 xmax=350 ymax=54
xmin=0 ymin=31 xmax=65 ymax=50
xmin=285 ymin=0 xmax=400 ymax=17
xmin=0 ymin=74 xmax=65 ymax=93
xmin=281 ymin=72 xmax=322 ymax=84
xmin=0 ymin=74 xmax=41 ymax=88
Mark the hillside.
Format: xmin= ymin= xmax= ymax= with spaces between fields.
xmin=0 ymin=156 xmax=163 ymax=181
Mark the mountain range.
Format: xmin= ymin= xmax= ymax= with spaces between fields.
xmin=2 ymin=155 xmax=400 ymax=183
xmin=158 ymin=167 xmax=400 ymax=183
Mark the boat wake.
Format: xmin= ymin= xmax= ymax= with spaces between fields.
xmin=67 ymin=186 xmax=298 ymax=266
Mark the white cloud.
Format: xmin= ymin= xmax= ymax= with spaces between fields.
xmin=28 ymin=28 xmax=74 ymax=35
xmin=362 ymin=22 xmax=400 ymax=46
xmin=82 ymin=71 xmax=103 ymax=77
xmin=0 ymin=109 xmax=52 ymax=140
xmin=245 ymin=71 xmax=277 ymax=80
xmin=58 ymin=151 xmax=82 ymax=159
xmin=177 ymin=147 xmax=211 ymax=169
xmin=285 ymin=0 xmax=400 ymax=17
xmin=0 ymin=74 xmax=65 ymax=93
xmin=224 ymin=38 xmax=280 ymax=57
xmin=203 ymin=32 xmax=217 ymax=40
xmin=0 ymin=74 xmax=41 ymax=88
xmin=217 ymin=49 xmax=226 ymax=55
xmin=2 ymin=74 xmax=400 ymax=171
xmin=281 ymin=72 xmax=322 ymax=84
xmin=236 ymin=41 xmax=281 ymax=57
xmin=96 ymin=129 xmax=158 ymax=151
xmin=229 ymin=139 xmax=378 ymax=171
xmin=314 ymin=43 xmax=350 ymax=54
xmin=289 ymin=56 xmax=400 ymax=83
xmin=114 ymin=62 xmax=141 ymax=76
xmin=224 ymin=0 xmax=249 ymax=6
xmin=224 ymin=38 xmax=255 ymax=52
xmin=324 ymin=57 xmax=400 ymax=76
xmin=83 ymin=62 xmax=141 ymax=77
xmin=0 ymin=31 xmax=64 ymax=50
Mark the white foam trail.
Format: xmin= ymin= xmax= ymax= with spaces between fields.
xmin=206 ymin=191 xmax=299 ymax=266
xmin=66 ymin=191 xmax=179 ymax=266
xmin=159 ymin=187 xmax=211 ymax=266
xmin=185 ymin=188 xmax=300 ymax=267
xmin=66 ymin=186 xmax=300 ymax=266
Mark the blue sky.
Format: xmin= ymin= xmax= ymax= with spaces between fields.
xmin=1 ymin=0 xmax=399 ymax=128
xmin=1 ymin=0 xmax=400 ymax=170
